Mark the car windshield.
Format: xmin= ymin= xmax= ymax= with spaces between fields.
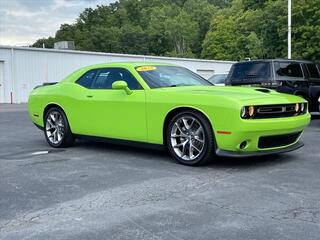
xmin=136 ymin=66 xmax=212 ymax=88
xmin=208 ymin=74 xmax=228 ymax=84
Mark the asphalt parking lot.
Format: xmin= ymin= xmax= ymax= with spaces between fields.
xmin=0 ymin=104 xmax=319 ymax=240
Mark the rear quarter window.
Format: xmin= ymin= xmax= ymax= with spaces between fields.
xmin=76 ymin=69 xmax=98 ymax=88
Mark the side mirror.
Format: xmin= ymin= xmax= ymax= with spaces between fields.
xmin=112 ymin=81 xmax=133 ymax=95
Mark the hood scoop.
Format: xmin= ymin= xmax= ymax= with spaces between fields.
xmin=255 ymin=88 xmax=271 ymax=93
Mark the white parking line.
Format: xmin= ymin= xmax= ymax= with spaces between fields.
xmin=30 ymin=151 xmax=49 ymax=156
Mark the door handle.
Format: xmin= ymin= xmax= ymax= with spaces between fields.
xmin=86 ymin=95 xmax=93 ymax=98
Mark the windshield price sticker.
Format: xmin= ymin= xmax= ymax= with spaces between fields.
xmin=136 ymin=66 xmax=157 ymax=72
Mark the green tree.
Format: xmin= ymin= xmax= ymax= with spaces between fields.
xmin=32 ymin=0 xmax=320 ymax=62
xmin=202 ymin=15 xmax=243 ymax=60
xmin=183 ymin=0 xmax=217 ymax=55
xmin=291 ymin=0 xmax=320 ymax=61
xmin=32 ymin=37 xmax=55 ymax=48
xmin=207 ymin=0 xmax=232 ymax=8
xmin=165 ymin=11 xmax=198 ymax=57
xmin=90 ymin=26 xmax=122 ymax=52
xmin=201 ymin=0 xmax=246 ymax=60
xmin=145 ymin=6 xmax=172 ymax=55
xmin=202 ymin=0 xmax=286 ymax=60
xmin=120 ymin=25 xmax=149 ymax=54
xmin=246 ymin=32 xmax=263 ymax=58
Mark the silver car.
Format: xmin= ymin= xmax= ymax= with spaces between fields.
xmin=207 ymin=73 xmax=228 ymax=86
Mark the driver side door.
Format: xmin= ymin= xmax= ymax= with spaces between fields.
xmin=76 ymin=67 xmax=147 ymax=142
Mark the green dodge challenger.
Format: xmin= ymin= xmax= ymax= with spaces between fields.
xmin=28 ymin=62 xmax=310 ymax=166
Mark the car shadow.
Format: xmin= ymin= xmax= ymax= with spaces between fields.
xmin=74 ymin=139 xmax=168 ymax=158
xmin=311 ymin=114 xmax=320 ymax=120
xmin=207 ymin=154 xmax=295 ymax=169
xmin=73 ymin=139 xmax=295 ymax=170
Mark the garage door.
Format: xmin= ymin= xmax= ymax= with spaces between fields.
xmin=0 ymin=62 xmax=4 ymax=103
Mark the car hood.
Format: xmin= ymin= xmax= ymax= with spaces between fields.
xmin=156 ymin=86 xmax=304 ymax=105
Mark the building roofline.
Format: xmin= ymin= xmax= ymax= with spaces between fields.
xmin=238 ymin=59 xmax=315 ymax=63
xmin=0 ymin=45 xmax=236 ymax=64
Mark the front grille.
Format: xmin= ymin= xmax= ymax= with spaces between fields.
xmin=254 ymin=104 xmax=298 ymax=118
xmin=258 ymin=132 xmax=302 ymax=149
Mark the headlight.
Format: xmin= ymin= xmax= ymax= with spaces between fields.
xmin=241 ymin=107 xmax=247 ymax=118
xmin=240 ymin=106 xmax=255 ymax=119
xmin=300 ymin=102 xmax=308 ymax=114
xmin=295 ymin=103 xmax=307 ymax=115
xmin=248 ymin=106 xmax=255 ymax=117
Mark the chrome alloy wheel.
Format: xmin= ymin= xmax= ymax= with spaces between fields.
xmin=45 ymin=111 xmax=65 ymax=145
xmin=170 ymin=116 xmax=205 ymax=161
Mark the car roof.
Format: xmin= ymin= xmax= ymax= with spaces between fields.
xmin=83 ymin=61 xmax=177 ymax=69
xmin=236 ymin=59 xmax=315 ymax=64
xmin=62 ymin=61 xmax=180 ymax=83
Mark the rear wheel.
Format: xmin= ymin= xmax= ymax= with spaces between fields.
xmin=44 ymin=107 xmax=74 ymax=148
xmin=166 ymin=110 xmax=215 ymax=166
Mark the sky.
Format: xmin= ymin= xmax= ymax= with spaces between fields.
xmin=0 ymin=0 xmax=115 ymax=46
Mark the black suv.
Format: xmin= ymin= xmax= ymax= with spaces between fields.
xmin=226 ymin=59 xmax=320 ymax=112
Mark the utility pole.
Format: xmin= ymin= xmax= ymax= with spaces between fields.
xmin=288 ymin=0 xmax=292 ymax=59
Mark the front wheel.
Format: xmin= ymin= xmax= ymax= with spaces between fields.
xmin=44 ymin=107 xmax=74 ymax=148
xmin=166 ymin=111 xmax=216 ymax=166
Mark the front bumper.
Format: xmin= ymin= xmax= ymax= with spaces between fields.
xmin=216 ymin=141 xmax=304 ymax=158
xmin=214 ymin=114 xmax=310 ymax=154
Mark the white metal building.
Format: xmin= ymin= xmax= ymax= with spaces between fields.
xmin=0 ymin=45 xmax=234 ymax=103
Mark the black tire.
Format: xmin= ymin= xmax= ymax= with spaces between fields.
xmin=44 ymin=107 xmax=74 ymax=148
xmin=165 ymin=110 xmax=216 ymax=166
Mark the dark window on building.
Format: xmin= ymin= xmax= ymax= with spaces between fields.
xmin=276 ymin=62 xmax=303 ymax=78
xmin=306 ymin=64 xmax=320 ymax=78
xmin=91 ymin=68 xmax=141 ymax=90
xmin=76 ymin=69 xmax=98 ymax=88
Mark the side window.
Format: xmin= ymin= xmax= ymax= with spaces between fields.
xmin=92 ymin=69 xmax=110 ymax=89
xmin=76 ymin=69 xmax=98 ymax=88
xmin=276 ymin=62 xmax=303 ymax=78
xmin=91 ymin=68 xmax=142 ymax=90
xmin=306 ymin=64 xmax=320 ymax=78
